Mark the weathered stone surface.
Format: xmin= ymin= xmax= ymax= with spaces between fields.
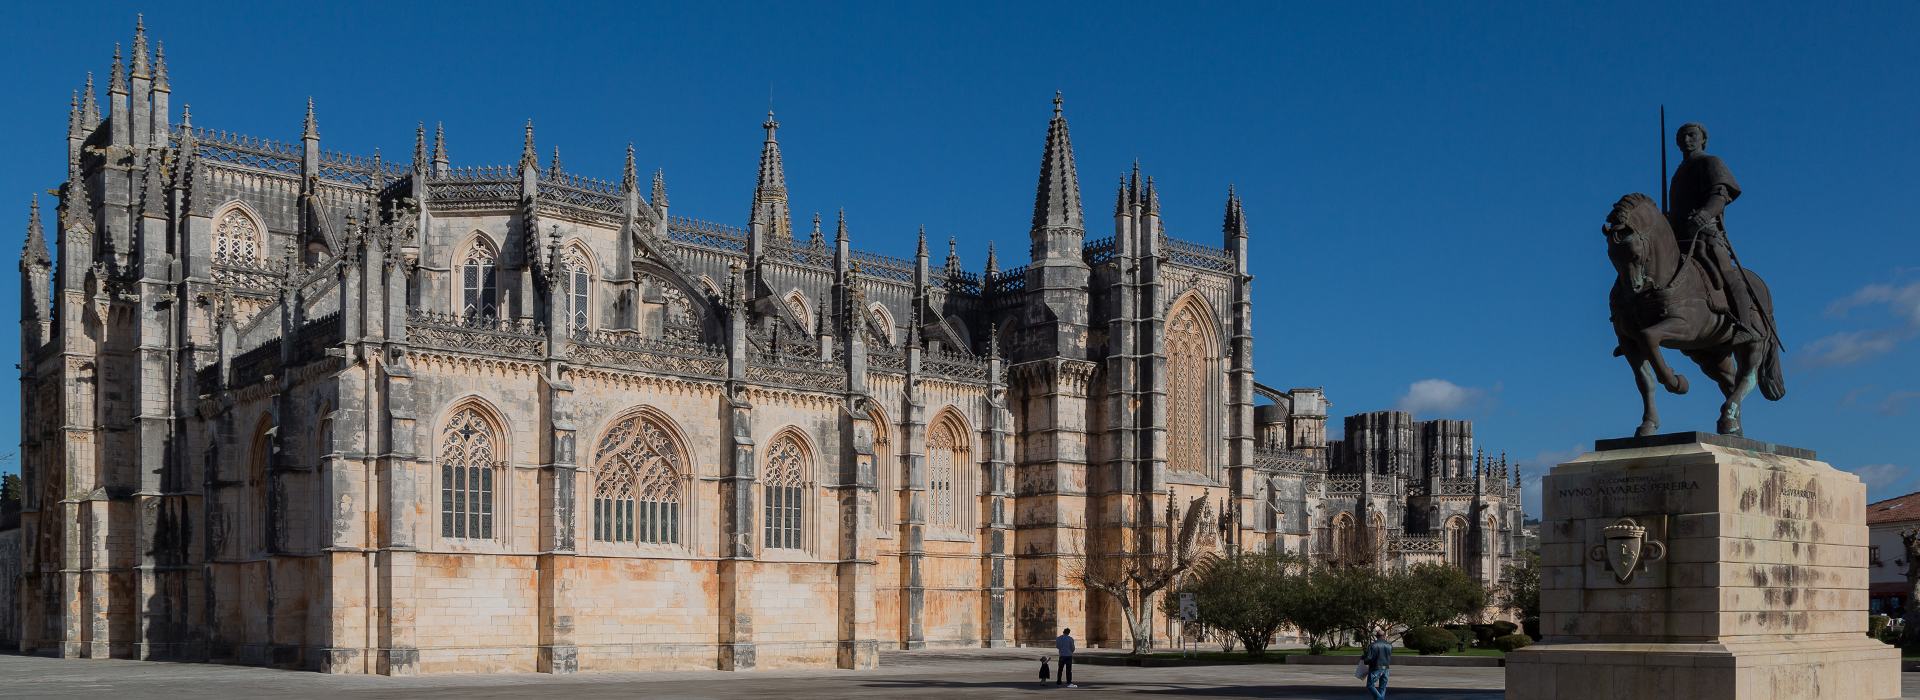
xmin=1506 ymin=439 xmax=1899 ymax=700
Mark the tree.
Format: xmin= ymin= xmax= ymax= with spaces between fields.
xmin=1073 ymin=493 xmax=1213 ymax=654
xmin=1179 ymin=549 xmax=1302 ymax=657
xmin=1500 ymin=551 xmax=1541 ymax=621
xmin=1901 ymin=529 xmax=1920 ymax=648
xmin=0 ymin=473 xmax=20 ymax=503
xmin=1392 ymin=563 xmax=1488 ymax=630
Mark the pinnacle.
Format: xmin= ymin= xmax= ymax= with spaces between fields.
xmin=303 ymin=97 xmax=318 ymax=140
xmin=1030 ymin=92 xmax=1084 ymax=234
xmin=153 ymin=42 xmax=169 ymax=92
xmin=432 ymin=122 xmax=448 ymax=167
xmin=623 ymin=143 xmax=637 ymax=190
xmin=520 ymin=120 xmax=537 ymax=168
xmin=550 ymin=147 xmax=562 ymax=174
xmin=414 ymin=123 xmax=428 ymax=166
xmin=109 ymin=45 xmax=126 ymax=94
xmin=131 ymin=15 xmax=150 ymax=79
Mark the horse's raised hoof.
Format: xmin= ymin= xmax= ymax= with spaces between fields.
xmin=1635 ymin=423 xmax=1659 ymax=438
xmin=1717 ymin=417 xmax=1741 ymax=437
xmin=1665 ymin=374 xmax=1689 ymax=395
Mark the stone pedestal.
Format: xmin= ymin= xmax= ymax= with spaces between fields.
xmin=1505 ymin=433 xmax=1899 ymax=700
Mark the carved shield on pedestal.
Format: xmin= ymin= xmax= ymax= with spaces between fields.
xmin=1585 ymin=515 xmax=1668 ymax=587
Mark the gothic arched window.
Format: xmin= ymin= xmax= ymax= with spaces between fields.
xmin=1331 ymin=511 xmax=1356 ymax=564
xmin=462 ymin=239 xmax=499 ymax=318
xmin=1446 ymin=516 xmax=1468 ymax=569
xmin=565 ymin=248 xmax=591 ymax=332
xmin=215 ymin=208 xmax=262 ymax=265
xmin=764 ymin=433 xmax=807 ymax=550
xmin=870 ymin=410 xmax=894 ymax=533
xmin=441 ymin=408 xmax=498 ymax=540
xmin=592 ymin=411 xmax=684 ymax=545
xmin=1166 ymin=298 xmax=1218 ymax=479
xmin=927 ymin=413 xmax=971 ymax=535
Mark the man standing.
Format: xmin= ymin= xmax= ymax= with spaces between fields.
xmin=1363 ymin=629 xmax=1393 ymax=699
xmin=1667 ymin=122 xmax=1762 ymax=343
xmin=1055 ymin=628 xmax=1077 ymax=688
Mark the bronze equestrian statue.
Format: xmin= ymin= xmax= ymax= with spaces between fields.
xmin=1603 ymin=123 xmax=1784 ymax=437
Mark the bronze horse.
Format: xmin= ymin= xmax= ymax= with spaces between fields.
xmin=1604 ymin=193 xmax=1784 ymax=437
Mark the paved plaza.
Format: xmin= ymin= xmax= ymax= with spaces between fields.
xmin=0 ymin=649 xmax=1915 ymax=699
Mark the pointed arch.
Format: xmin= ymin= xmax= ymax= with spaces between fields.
xmin=1331 ymin=510 xmax=1356 ymax=564
xmin=784 ymin=290 xmax=813 ymax=332
xmin=562 ymin=241 xmax=596 ymax=332
xmin=590 ymin=407 xmax=690 ymax=546
xmin=763 ymin=427 xmax=815 ymax=551
xmin=243 ymin=412 xmax=275 ymax=555
xmin=1166 ymin=291 xmax=1222 ymax=480
xmin=1446 ymin=515 xmax=1469 ymax=569
xmin=439 ymin=398 xmax=507 ymax=540
xmin=698 ymin=275 xmax=721 ymax=299
xmin=868 ymin=406 xmax=895 ymax=533
xmin=457 ymin=233 xmax=501 ymax=318
xmin=926 ymin=408 xmax=975 ymax=537
xmin=866 ymin=302 xmax=897 ymax=346
xmin=213 ymin=202 xmax=266 ymax=265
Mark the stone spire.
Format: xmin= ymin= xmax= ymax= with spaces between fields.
xmin=432 ymin=122 xmax=449 ymax=173
xmin=945 ymin=236 xmax=960 ymax=273
xmin=414 ymin=123 xmax=428 ymax=168
xmin=984 ymin=241 xmax=999 ymax=278
xmin=835 ymin=208 xmax=848 ymax=243
xmin=1222 ymin=184 xmax=1246 ymax=238
xmin=810 ymin=212 xmax=822 ymax=246
xmin=67 ymin=90 xmax=82 ymax=139
xmin=652 ymin=169 xmax=668 ymax=211
xmin=752 ymin=111 xmax=792 ymax=242
xmin=109 ymin=44 xmax=126 ymax=95
xmin=130 ymin=15 xmax=150 ymax=79
xmin=623 ymin=143 xmax=637 ymax=191
xmin=81 ymin=73 xmax=99 ymax=129
xmin=23 ymin=196 xmax=48 ymax=267
xmin=152 ymin=42 xmax=168 ymax=93
xmin=1031 ymin=91 xmax=1084 ymax=235
xmin=520 ymin=120 xmax=537 ymax=171
xmin=916 ymin=226 xmax=928 ymax=258
xmin=550 ymin=147 xmax=562 ymax=175
xmin=303 ymin=98 xmax=319 ymax=140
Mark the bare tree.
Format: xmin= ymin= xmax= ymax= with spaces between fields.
xmin=1073 ymin=493 xmax=1213 ymax=654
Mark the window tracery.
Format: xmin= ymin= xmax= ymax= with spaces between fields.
xmin=564 ymin=248 xmax=591 ymax=331
xmin=1166 ymin=299 xmax=1215 ymax=478
xmin=764 ymin=433 xmax=806 ymax=550
xmin=215 ymin=208 xmax=262 ymax=265
xmin=927 ymin=415 xmax=970 ymax=535
xmin=592 ymin=412 xmax=683 ymax=545
xmin=462 ymin=240 xmax=499 ymax=318
xmin=441 ymin=408 xmax=498 ymax=540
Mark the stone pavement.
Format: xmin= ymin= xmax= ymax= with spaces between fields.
xmin=0 ymin=649 xmax=1915 ymax=699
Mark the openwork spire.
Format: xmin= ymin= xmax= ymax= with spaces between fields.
xmin=303 ymin=98 xmax=318 ymax=140
xmin=1030 ymin=91 xmax=1083 ymax=234
xmin=752 ymin=111 xmax=792 ymax=242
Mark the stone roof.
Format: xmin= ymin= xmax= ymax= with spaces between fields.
xmin=1867 ymin=492 xmax=1920 ymax=525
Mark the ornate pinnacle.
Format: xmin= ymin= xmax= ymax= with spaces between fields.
xmin=25 ymin=195 xmax=48 ymax=265
xmin=810 ymin=212 xmax=822 ymax=245
xmin=550 ymin=147 xmax=562 ymax=175
xmin=916 ymin=226 xmax=927 ymax=258
xmin=413 ymin=123 xmax=427 ymax=167
xmin=816 ymin=289 xmax=829 ymax=336
xmin=432 ymin=122 xmax=448 ymax=168
xmin=835 ymin=208 xmax=848 ymax=243
xmin=623 ymin=143 xmax=637 ymax=191
xmin=81 ymin=73 xmax=99 ymax=127
xmin=1115 ymin=174 xmax=1127 ymax=216
xmin=303 ymin=98 xmax=318 ymax=140
xmin=131 ymin=15 xmax=150 ymax=79
xmin=1222 ymin=184 xmax=1246 ymax=237
xmin=985 ymin=241 xmax=999 ymax=277
xmin=652 ymin=169 xmax=668 ymax=210
xmin=520 ymin=120 xmax=537 ymax=169
xmin=180 ymin=104 xmax=191 ymax=127
xmin=109 ymin=44 xmax=126 ymax=94
xmin=152 ymin=42 xmax=169 ymax=92
xmin=1053 ymin=90 xmax=1063 ymax=118
xmin=987 ymin=322 xmax=1000 ymax=359
xmin=946 ymin=235 xmax=960 ymax=272
xmin=68 ymin=90 xmax=81 ymax=137
xmin=763 ymin=111 xmax=779 ymax=141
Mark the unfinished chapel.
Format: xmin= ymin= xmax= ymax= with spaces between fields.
xmin=5 ymin=22 xmax=1524 ymax=675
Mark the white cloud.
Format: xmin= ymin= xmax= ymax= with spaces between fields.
xmin=1825 ymin=281 xmax=1920 ymax=324
xmin=1391 ymin=379 xmax=1490 ymax=417
xmin=1801 ymin=329 xmax=1906 ymax=367
xmin=1849 ymin=463 xmax=1913 ymax=501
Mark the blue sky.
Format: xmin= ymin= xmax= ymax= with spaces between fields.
xmin=2 ymin=2 xmax=1914 ymax=510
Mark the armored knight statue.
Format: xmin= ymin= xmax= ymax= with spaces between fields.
xmin=1667 ymin=122 xmax=1762 ymax=343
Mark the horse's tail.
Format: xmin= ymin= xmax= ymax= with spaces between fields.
xmin=1749 ymin=270 xmax=1787 ymax=402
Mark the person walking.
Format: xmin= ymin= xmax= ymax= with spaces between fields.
xmin=1362 ymin=629 xmax=1393 ymax=699
xmin=1055 ymin=628 xmax=1077 ymax=688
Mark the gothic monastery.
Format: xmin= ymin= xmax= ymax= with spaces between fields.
xmin=4 ymin=20 xmax=1524 ymax=674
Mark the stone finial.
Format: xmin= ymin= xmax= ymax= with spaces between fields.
xmin=23 ymin=195 xmax=49 ymax=267
xmin=550 ymin=147 xmax=562 ymax=175
xmin=180 ymin=104 xmax=191 ymax=127
xmin=520 ymin=120 xmax=537 ymax=169
xmin=152 ymin=42 xmax=169 ymax=93
xmin=68 ymin=90 xmax=81 ymax=138
xmin=916 ymin=226 xmax=928 ymax=259
xmin=623 ymin=143 xmax=637 ymax=191
xmin=1030 ymin=91 xmax=1083 ymax=234
xmin=652 ymin=169 xmax=668 ymax=210
xmin=81 ymin=73 xmax=99 ymax=127
xmin=414 ymin=123 xmax=428 ymax=167
xmin=131 ymin=15 xmax=150 ymax=79
xmin=985 ymin=241 xmax=999 ymax=277
xmin=432 ymin=122 xmax=448 ymax=170
xmin=109 ymin=44 xmax=126 ymax=94
xmin=303 ymin=98 xmax=319 ymax=140
xmin=810 ymin=212 xmax=822 ymax=246
xmin=835 ymin=208 xmax=848 ymax=243
xmin=1222 ymin=184 xmax=1246 ymax=238
xmin=946 ymin=235 xmax=960 ymax=272
xmin=1115 ymin=174 xmax=1128 ymax=216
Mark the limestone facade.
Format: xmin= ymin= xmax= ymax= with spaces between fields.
xmin=7 ymin=21 xmax=1523 ymax=675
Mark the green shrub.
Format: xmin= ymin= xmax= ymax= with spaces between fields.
xmin=1491 ymin=620 xmax=1519 ymax=637
xmin=1469 ymin=624 xmax=1499 ymax=647
xmin=1403 ymin=626 xmax=1458 ymax=655
xmin=1494 ymin=633 xmax=1533 ymax=652
xmin=1869 ymin=615 xmax=1890 ymax=640
xmin=1522 ymin=617 xmax=1540 ymax=639
xmin=1443 ymin=624 xmax=1471 ymax=652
